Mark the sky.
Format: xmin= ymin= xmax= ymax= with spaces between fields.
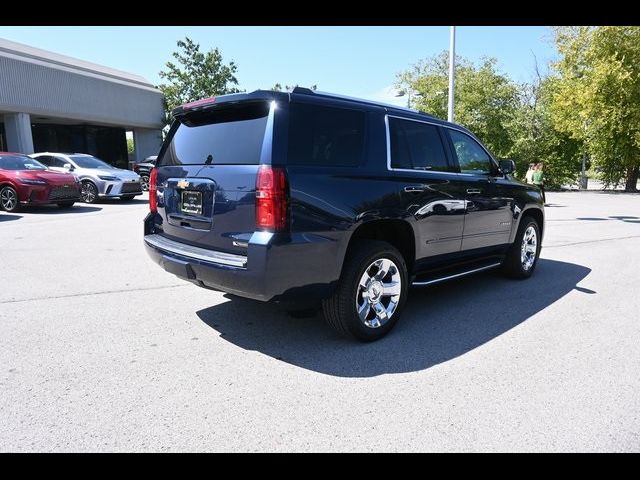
xmin=0 ymin=26 xmax=556 ymax=106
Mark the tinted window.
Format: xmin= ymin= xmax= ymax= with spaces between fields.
xmin=35 ymin=155 xmax=53 ymax=166
xmin=288 ymin=103 xmax=365 ymax=167
xmin=389 ymin=118 xmax=449 ymax=172
xmin=52 ymin=156 xmax=70 ymax=168
xmin=70 ymin=155 xmax=114 ymax=169
xmin=0 ymin=155 xmax=47 ymax=170
xmin=160 ymin=102 xmax=270 ymax=166
xmin=448 ymin=129 xmax=493 ymax=175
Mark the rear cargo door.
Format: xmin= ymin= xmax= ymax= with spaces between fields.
xmin=154 ymin=101 xmax=273 ymax=254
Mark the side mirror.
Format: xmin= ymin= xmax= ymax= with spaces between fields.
xmin=63 ymin=163 xmax=74 ymax=171
xmin=499 ymin=159 xmax=515 ymax=175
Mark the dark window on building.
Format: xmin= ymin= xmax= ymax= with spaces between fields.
xmin=389 ymin=118 xmax=450 ymax=172
xmin=447 ymin=129 xmax=494 ymax=175
xmin=288 ymin=103 xmax=365 ymax=167
xmin=160 ymin=102 xmax=270 ymax=166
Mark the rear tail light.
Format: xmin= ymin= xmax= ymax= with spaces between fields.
xmin=149 ymin=167 xmax=158 ymax=213
xmin=256 ymin=165 xmax=288 ymax=231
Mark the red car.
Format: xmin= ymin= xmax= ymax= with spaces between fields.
xmin=0 ymin=152 xmax=81 ymax=212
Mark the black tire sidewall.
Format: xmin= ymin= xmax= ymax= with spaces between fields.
xmin=341 ymin=242 xmax=408 ymax=341
xmin=81 ymin=182 xmax=98 ymax=203
xmin=1 ymin=186 xmax=19 ymax=212
xmin=512 ymin=218 xmax=541 ymax=278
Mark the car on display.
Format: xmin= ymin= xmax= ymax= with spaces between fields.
xmin=0 ymin=152 xmax=80 ymax=212
xmin=30 ymin=152 xmax=142 ymax=203
xmin=143 ymin=88 xmax=545 ymax=342
xmin=133 ymin=155 xmax=157 ymax=191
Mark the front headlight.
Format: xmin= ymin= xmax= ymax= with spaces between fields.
xmin=20 ymin=178 xmax=48 ymax=185
xmin=98 ymin=175 xmax=119 ymax=181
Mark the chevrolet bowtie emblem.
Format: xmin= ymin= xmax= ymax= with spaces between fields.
xmin=177 ymin=180 xmax=189 ymax=189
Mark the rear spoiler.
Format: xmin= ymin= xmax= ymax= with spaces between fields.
xmin=171 ymin=90 xmax=287 ymax=118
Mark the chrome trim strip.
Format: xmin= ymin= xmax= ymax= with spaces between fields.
xmin=144 ymin=234 xmax=247 ymax=268
xmin=411 ymin=262 xmax=502 ymax=286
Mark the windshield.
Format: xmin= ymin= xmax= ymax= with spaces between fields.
xmin=0 ymin=155 xmax=48 ymax=171
xmin=69 ymin=155 xmax=114 ymax=169
xmin=159 ymin=102 xmax=270 ymax=166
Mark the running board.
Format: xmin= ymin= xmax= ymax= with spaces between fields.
xmin=411 ymin=262 xmax=503 ymax=287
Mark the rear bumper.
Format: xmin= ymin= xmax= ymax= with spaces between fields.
xmin=143 ymin=216 xmax=341 ymax=303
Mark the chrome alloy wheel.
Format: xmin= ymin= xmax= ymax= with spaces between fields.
xmin=0 ymin=187 xmax=17 ymax=211
xmin=521 ymin=225 xmax=538 ymax=271
xmin=81 ymin=182 xmax=97 ymax=203
xmin=355 ymin=258 xmax=402 ymax=329
xmin=141 ymin=175 xmax=150 ymax=191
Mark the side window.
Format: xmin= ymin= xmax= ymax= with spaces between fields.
xmin=287 ymin=103 xmax=365 ymax=167
xmin=448 ymin=129 xmax=493 ymax=175
xmin=389 ymin=118 xmax=450 ymax=172
xmin=53 ymin=157 xmax=69 ymax=168
xmin=36 ymin=155 xmax=52 ymax=166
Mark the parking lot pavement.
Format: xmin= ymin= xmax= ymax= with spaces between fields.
xmin=1 ymin=191 xmax=639 ymax=452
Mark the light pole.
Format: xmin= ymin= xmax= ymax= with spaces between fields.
xmin=395 ymin=89 xmax=412 ymax=108
xmin=448 ymin=26 xmax=456 ymax=122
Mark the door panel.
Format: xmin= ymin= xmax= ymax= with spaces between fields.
xmin=460 ymin=176 xmax=513 ymax=250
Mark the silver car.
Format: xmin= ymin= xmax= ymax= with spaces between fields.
xmin=30 ymin=153 xmax=142 ymax=203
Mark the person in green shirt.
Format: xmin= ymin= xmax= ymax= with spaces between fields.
xmin=532 ymin=163 xmax=545 ymax=204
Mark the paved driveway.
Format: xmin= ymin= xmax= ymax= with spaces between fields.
xmin=1 ymin=192 xmax=639 ymax=451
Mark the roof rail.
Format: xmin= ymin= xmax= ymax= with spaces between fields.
xmin=292 ymin=86 xmax=315 ymax=95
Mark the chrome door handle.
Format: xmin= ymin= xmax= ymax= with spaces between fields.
xmin=404 ymin=185 xmax=427 ymax=193
xmin=466 ymin=188 xmax=482 ymax=195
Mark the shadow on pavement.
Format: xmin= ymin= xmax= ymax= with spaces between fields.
xmin=20 ymin=205 xmax=102 ymax=214
xmin=0 ymin=213 xmax=22 ymax=222
xmin=99 ymin=198 xmax=149 ymax=205
xmin=196 ymin=258 xmax=592 ymax=378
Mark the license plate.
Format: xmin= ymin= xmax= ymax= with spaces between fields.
xmin=180 ymin=190 xmax=202 ymax=215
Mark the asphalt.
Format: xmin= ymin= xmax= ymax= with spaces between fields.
xmin=1 ymin=192 xmax=639 ymax=452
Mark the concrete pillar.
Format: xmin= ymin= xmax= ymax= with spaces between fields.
xmin=4 ymin=113 xmax=34 ymax=154
xmin=133 ymin=128 xmax=163 ymax=162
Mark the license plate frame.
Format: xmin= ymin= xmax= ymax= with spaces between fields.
xmin=180 ymin=190 xmax=202 ymax=216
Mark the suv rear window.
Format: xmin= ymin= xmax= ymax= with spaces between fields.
xmin=160 ymin=102 xmax=270 ymax=166
xmin=287 ymin=103 xmax=365 ymax=167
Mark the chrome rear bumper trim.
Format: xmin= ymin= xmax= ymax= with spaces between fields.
xmin=144 ymin=234 xmax=247 ymax=268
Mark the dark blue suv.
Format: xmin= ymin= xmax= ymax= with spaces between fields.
xmin=144 ymin=88 xmax=544 ymax=341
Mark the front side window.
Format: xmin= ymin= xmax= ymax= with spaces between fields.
xmin=389 ymin=117 xmax=450 ymax=172
xmin=0 ymin=155 xmax=47 ymax=171
xmin=35 ymin=155 xmax=53 ymax=166
xmin=448 ymin=129 xmax=494 ymax=175
xmin=287 ymin=103 xmax=365 ymax=167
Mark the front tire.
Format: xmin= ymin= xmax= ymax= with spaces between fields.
xmin=0 ymin=186 xmax=20 ymax=212
xmin=80 ymin=181 xmax=98 ymax=204
xmin=502 ymin=216 xmax=541 ymax=279
xmin=140 ymin=175 xmax=150 ymax=191
xmin=322 ymin=240 xmax=408 ymax=342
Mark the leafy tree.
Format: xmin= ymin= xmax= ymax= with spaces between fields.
xmin=126 ymin=138 xmax=134 ymax=155
xmin=271 ymin=83 xmax=317 ymax=92
xmin=158 ymin=37 xmax=241 ymax=127
xmin=396 ymin=52 xmax=519 ymax=158
xmin=550 ymin=26 xmax=640 ymax=191
xmin=510 ymin=74 xmax=584 ymax=188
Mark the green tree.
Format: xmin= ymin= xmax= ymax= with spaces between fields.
xmin=158 ymin=37 xmax=240 ymax=127
xmin=126 ymin=137 xmax=135 ymax=155
xmin=510 ymin=74 xmax=584 ymax=188
xmin=550 ymin=26 xmax=640 ymax=191
xmin=396 ymin=52 xmax=519 ymax=158
xmin=271 ymin=83 xmax=317 ymax=92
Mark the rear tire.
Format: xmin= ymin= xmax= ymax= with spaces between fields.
xmin=322 ymin=240 xmax=408 ymax=342
xmin=57 ymin=201 xmax=75 ymax=208
xmin=502 ymin=216 xmax=541 ymax=279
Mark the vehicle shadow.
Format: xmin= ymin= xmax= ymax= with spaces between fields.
xmin=98 ymin=198 xmax=149 ymax=205
xmin=0 ymin=213 xmax=22 ymax=222
xmin=196 ymin=258 xmax=592 ymax=378
xmin=20 ymin=205 xmax=102 ymax=214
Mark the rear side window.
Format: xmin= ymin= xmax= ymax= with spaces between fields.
xmin=160 ymin=102 xmax=270 ymax=166
xmin=287 ymin=103 xmax=365 ymax=167
xmin=389 ymin=117 xmax=450 ymax=172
